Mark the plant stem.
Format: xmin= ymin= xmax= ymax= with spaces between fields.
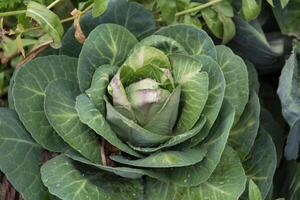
xmin=157 ymin=0 xmax=222 ymax=21
xmin=176 ymin=0 xmax=222 ymax=17
xmin=0 ymin=10 xmax=27 ymax=17
xmin=47 ymin=0 xmax=62 ymax=9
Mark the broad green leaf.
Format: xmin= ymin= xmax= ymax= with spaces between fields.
xmin=216 ymin=45 xmax=249 ymax=125
xmin=65 ymin=151 xmax=170 ymax=182
xmin=75 ymin=94 xmax=142 ymax=158
xmin=60 ymin=0 xmax=156 ymax=57
xmin=242 ymin=0 xmax=261 ymax=21
xmin=136 ymin=35 xmax=187 ymax=55
xmin=284 ymin=119 xmax=300 ymax=160
xmin=212 ymin=0 xmax=234 ymax=17
xmin=111 ymin=147 xmax=207 ymax=168
xmin=288 ymin=163 xmax=300 ymax=200
xmin=129 ymin=116 xmax=206 ymax=154
xmin=249 ymin=180 xmax=263 ymax=200
xmin=93 ymin=0 xmax=109 ymax=17
xmin=229 ymin=17 xmax=280 ymax=68
xmin=44 ymin=79 xmax=100 ymax=163
xmin=0 ymin=108 xmax=47 ymax=200
xmin=246 ymin=60 xmax=260 ymax=93
xmin=145 ymin=146 xmax=246 ymax=200
xmin=229 ymin=90 xmax=260 ymax=159
xmin=12 ymin=55 xmax=78 ymax=152
xmin=78 ymin=24 xmax=138 ymax=92
xmin=277 ymin=50 xmax=300 ymax=127
xmin=180 ymin=55 xmax=225 ymax=147
xmin=202 ymin=8 xmax=223 ymax=38
xmin=260 ymin=108 xmax=285 ymax=165
xmin=41 ymin=155 xmax=143 ymax=200
xmin=143 ymin=86 xmax=181 ymax=135
xmin=105 ymin=99 xmax=171 ymax=147
xmin=160 ymin=100 xmax=235 ymax=186
xmin=242 ymin=129 xmax=277 ymax=199
xmin=86 ymin=65 xmax=118 ymax=115
xmin=26 ymin=1 xmax=64 ymax=48
xmin=169 ymin=54 xmax=209 ymax=133
xmin=155 ymin=24 xmax=217 ymax=60
xmin=273 ymin=0 xmax=300 ymax=39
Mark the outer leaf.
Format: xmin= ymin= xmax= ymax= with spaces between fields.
xmin=157 ymin=0 xmax=177 ymax=22
xmin=277 ymin=50 xmax=300 ymax=127
xmin=41 ymin=155 xmax=143 ymax=200
xmin=0 ymin=108 xmax=47 ymax=200
xmin=44 ymin=79 xmax=100 ymax=163
xmin=93 ymin=0 xmax=109 ymax=17
xmin=284 ymin=119 xmax=300 ymax=160
xmin=229 ymin=17 xmax=280 ymax=69
xmin=60 ymin=0 xmax=156 ymax=57
xmin=216 ymin=45 xmax=249 ymax=125
xmin=170 ymin=54 xmax=209 ymax=133
xmin=155 ymin=24 xmax=217 ymax=60
xmin=202 ymin=8 xmax=223 ymax=39
xmin=26 ymin=1 xmax=64 ymax=48
xmin=75 ymin=94 xmax=142 ymax=158
xmin=12 ymin=55 xmax=78 ymax=152
xmin=219 ymin=15 xmax=236 ymax=44
xmin=78 ymin=24 xmax=138 ymax=92
xmin=111 ymin=147 xmax=207 ymax=168
xmin=229 ymin=90 xmax=260 ymax=159
xmin=242 ymin=129 xmax=277 ymax=199
xmin=145 ymin=146 xmax=246 ymax=200
xmin=273 ymin=0 xmax=300 ymax=39
xmin=249 ymin=180 xmax=263 ymax=200
xmin=160 ymin=100 xmax=235 ymax=187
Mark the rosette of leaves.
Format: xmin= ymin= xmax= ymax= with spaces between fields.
xmin=0 ymin=1 xmax=277 ymax=199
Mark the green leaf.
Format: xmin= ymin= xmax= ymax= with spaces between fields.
xmin=212 ymin=0 xmax=234 ymax=17
xmin=0 ymin=108 xmax=47 ymax=200
xmin=287 ymin=163 xmax=300 ymax=200
xmin=92 ymin=0 xmax=109 ymax=17
xmin=249 ymin=180 xmax=263 ymax=200
xmin=229 ymin=90 xmax=260 ymax=159
xmin=26 ymin=1 xmax=64 ymax=48
xmin=75 ymin=94 xmax=142 ymax=158
xmin=155 ymin=24 xmax=217 ymax=60
xmin=246 ymin=60 xmax=260 ymax=93
xmin=145 ymin=146 xmax=246 ymax=200
xmin=136 ymin=35 xmax=187 ymax=55
xmin=105 ymin=99 xmax=171 ymax=147
xmin=65 ymin=151 xmax=170 ymax=182
xmin=129 ymin=116 xmax=206 ymax=154
xmin=277 ymin=50 xmax=300 ymax=127
xmin=181 ymin=55 xmax=225 ymax=147
xmin=41 ymin=155 xmax=143 ymax=200
xmin=157 ymin=0 xmax=177 ymax=22
xmin=242 ymin=129 xmax=277 ymax=199
xmin=202 ymin=8 xmax=223 ymax=38
xmin=273 ymin=0 xmax=299 ymax=38
xmin=78 ymin=24 xmax=138 ymax=92
xmin=284 ymin=119 xmax=300 ymax=160
xmin=143 ymin=86 xmax=181 ymax=135
xmin=60 ymin=0 xmax=156 ymax=57
xmin=229 ymin=17 xmax=280 ymax=68
xmin=12 ymin=55 xmax=78 ymax=152
xmin=120 ymin=46 xmax=172 ymax=87
xmin=219 ymin=15 xmax=236 ymax=44
xmin=111 ymin=147 xmax=207 ymax=168
xmin=216 ymin=45 xmax=249 ymax=125
xmin=161 ymin=100 xmax=235 ymax=187
xmin=86 ymin=65 xmax=118 ymax=115
xmin=44 ymin=79 xmax=101 ymax=163
xmin=169 ymin=54 xmax=209 ymax=133
xmin=242 ymin=0 xmax=261 ymax=21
